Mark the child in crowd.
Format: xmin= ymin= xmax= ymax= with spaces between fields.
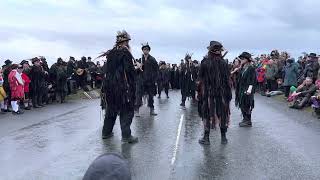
xmin=256 ymin=66 xmax=266 ymax=95
xmin=8 ymin=64 xmax=24 ymax=115
xmin=0 ymin=69 xmax=7 ymax=114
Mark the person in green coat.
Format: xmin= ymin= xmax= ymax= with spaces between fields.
xmin=235 ymin=52 xmax=257 ymax=127
xmin=283 ymin=58 xmax=299 ymax=97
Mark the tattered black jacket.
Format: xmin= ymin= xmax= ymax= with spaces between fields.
xmin=141 ymin=55 xmax=158 ymax=86
xmin=103 ymin=47 xmax=135 ymax=111
xmin=235 ymin=64 xmax=256 ymax=109
xmin=198 ymin=56 xmax=232 ymax=125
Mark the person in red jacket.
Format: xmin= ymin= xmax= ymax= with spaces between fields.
xmin=21 ymin=60 xmax=31 ymax=110
xmin=9 ymin=64 xmax=24 ymax=115
xmin=256 ymin=66 xmax=266 ymax=95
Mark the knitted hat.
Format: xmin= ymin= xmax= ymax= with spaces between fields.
xmin=290 ymin=86 xmax=297 ymax=92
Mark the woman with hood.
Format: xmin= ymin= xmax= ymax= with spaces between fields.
xmin=283 ymin=58 xmax=299 ymax=98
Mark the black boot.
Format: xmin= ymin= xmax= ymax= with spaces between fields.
xmin=239 ymin=111 xmax=251 ymax=127
xmin=150 ymin=108 xmax=157 ymax=116
xmin=102 ymin=132 xmax=114 ymax=139
xmin=221 ymin=128 xmax=228 ymax=144
xmin=12 ymin=110 xmax=24 ymax=115
xmin=122 ymin=135 xmax=139 ymax=144
xmin=239 ymin=113 xmax=252 ymax=127
xmin=180 ymin=101 xmax=185 ymax=107
xmin=24 ymin=106 xmax=31 ymax=110
xmin=199 ymin=131 xmax=210 ymax=145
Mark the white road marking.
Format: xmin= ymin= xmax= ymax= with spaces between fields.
xmin=83 ymin=92 xmax=93 ymax=99
xmin=171 ymin=114 xmax=184 ymax=166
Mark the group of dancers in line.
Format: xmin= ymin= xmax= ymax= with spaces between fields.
xmin=100 ymin=30 xmax=256 ymax=145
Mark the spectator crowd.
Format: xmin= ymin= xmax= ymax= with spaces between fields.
xmin=2 ymin=50 xmax=320 ymax=118
xmin=0 ymin=56 xmax=103 ymax=115
xmin=230 ymin=50 xmax=320 ymax=118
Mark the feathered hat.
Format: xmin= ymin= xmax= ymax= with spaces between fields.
xmin=185 ymin=53 xmax=193 ymax=61
xmin=116 ymin=30 xmax=131 ymax=44
xmin=271 ymin=50 xmax=279 ymax=58
xmin=141 ymin=42 xmax=151 ymax=51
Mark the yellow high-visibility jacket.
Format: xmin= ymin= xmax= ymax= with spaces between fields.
xmin=0 ymin=86 xmax=6 ymax=101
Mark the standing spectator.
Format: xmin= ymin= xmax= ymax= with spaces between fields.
xmin=265 ymin=59 xmax=278 ymax=92
xmin=304 ymin=53 xmax=320 ymax=82
xmin=77 ymin=56 xmax=89 ymax=91
xmin=2 ymin=60 xmax=12 ymax=112
xmin=67 ymin=56 xmax=77 ymax=77
xmin=231 ymin=58 xmax=241 ymax=90
xmin=0 ymin=69 xmax=7 ymax=113
xmin=67 ymin=56 xmax=77 ymax=95
xmin=256 ymin=65 xmax=266 ymax=95
xmin=9 ymin=64 xmax=24 ymax=115
xmin=21 ymin=60 xmax=31 ymax=110
xmin=41 ymin=58 xmax=51 ymax=105
xmin=283 ymin=58 xmax=299 ymax=97
xmin=54 ymin=58 xmax=68 ymax=103
xmin=30 ymin=57 xmax=45 ymax=108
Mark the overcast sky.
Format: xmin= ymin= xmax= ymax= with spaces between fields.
xmin=0 ymin=0 xmax=319 ymax=65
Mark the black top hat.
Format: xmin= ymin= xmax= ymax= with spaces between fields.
xmin=20 ymin=60 xmax=29 ymax=65
xmin=159 ymin=61 xmax=166 ymax=66
xmin=308 ymin=53 xmax=317 ymax=58
xmin=141 ymin=42 xmax=151 ymax=51
xmin=207 ymin=41 xmax=223 ymax=51
xmin=239 ymin=52 xmax=252 ymax=61
xmin=69 ymin=56 xmax=75 ymax=60
xmin=31 ymin=57 xmax=40 ymax=64
xmin=5 ymin=59 xmax=12 ymax=65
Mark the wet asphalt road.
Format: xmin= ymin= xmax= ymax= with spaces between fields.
xmin=1 ymin=90 xmax=320 ymax=180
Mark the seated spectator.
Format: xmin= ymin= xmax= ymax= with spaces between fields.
xmin=289 ymin=77 xmax=316 ymax=109
xmin=304 ymin=53 xmax=320 ymax=82
xmin=266 ymin=79 xmax=284 ymax=97
xmin=310 ymin=80 xmax=320 ymax=117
